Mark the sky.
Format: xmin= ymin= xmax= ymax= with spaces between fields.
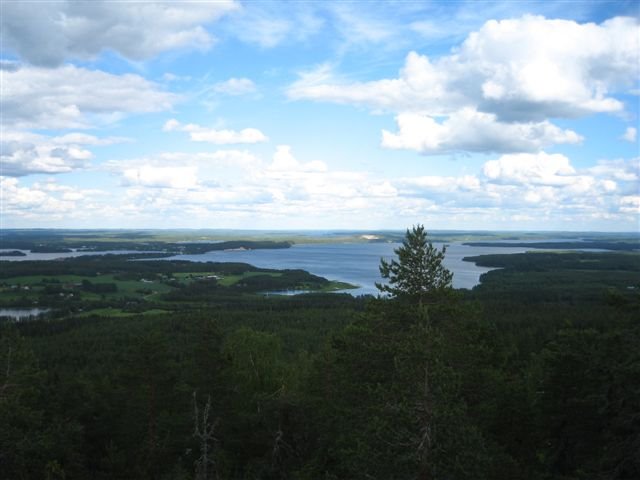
xmin=0 ymin=0 xmax=639 ymax=232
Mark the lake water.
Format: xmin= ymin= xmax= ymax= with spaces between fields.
xmin=1 ymin=242 xmax=561 ymax=295
xmin=0 ymin=308 xmax=50 ymax=320
xmin=161 ymin=242 xmax=531 ymax=295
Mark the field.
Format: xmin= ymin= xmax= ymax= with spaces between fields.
xmin=0 ymin=255 xmax=358 ymax=316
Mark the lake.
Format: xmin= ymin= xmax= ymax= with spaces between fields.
xmin=161 ymin=242 xmax=531 ymax=295
xmin=1 ymin=242 xmax=561 ymax=295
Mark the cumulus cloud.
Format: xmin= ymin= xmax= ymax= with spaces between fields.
xmin=391 ymin=153 xmax=638 ymax=224
xmin=2 ymin=64 xmax=178 ymax=129
xmin=621 ymin=127 xmax=638 ymax=142
xmin=105 ymin=149 xmax=265 ymax=193
xmin=288 ymin=15 xmax=639 ymax=154
xmin=122 ymin=166 xmax=199 ymax=189
xmin=483 ymin=152 xmax=577 ymax=186
xmin=620 ymin=195 xmax=640 ymax=213
xmin=0 ymin=176 xmax=108 ymax=224
xmin=382 ymin=109 xmax=582 ymax=154
xmin=401 ymin=175 xmax=481 ymax=192
xmin=467 ymin=16 xmax=638 ymax=121
xmin=0 ymin=0 xmax=238 ymax=67
xmin=268 ymin=146 xmax=327 ymax=172
xmin=288 ymin=54 xmax=461 ymax=114
xmin=4 ymin=145 xmax=638 ymax=229
xmin=291 ymin=16 xmax=638 ymax=119
xmin=1 ymin=130 xmax=127 ymax=177
xmin=163 ymin=119 xmax=268 ymax=144
xmin=212 ymin=78 xmax=257 ymax=96
xmin=588 ymin=158 xmax=639 ymax=185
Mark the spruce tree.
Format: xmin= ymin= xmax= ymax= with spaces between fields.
xmin=376 ymin=225 xmax=453 ymax=304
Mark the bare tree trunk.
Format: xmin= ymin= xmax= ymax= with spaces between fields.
xmin=193 ymin=392 xmax=219 ymax=480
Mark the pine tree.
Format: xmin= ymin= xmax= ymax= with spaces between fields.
xmin=376 ymin=225 xmax=453 ymax=304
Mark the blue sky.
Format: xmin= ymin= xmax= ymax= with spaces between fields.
xmin=1 ymin=0 xmax=639 ymax=231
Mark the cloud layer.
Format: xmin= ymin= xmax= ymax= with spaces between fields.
xmin=1 ymin=4 xmax=637 ymax=231
xmin=1 ymin=130 xmax=127 ymax=177
xmin=0 ymin=0 xmax=238 ymax=66
xmin=163 ymin=119 xmax=268 ymax=144
xmin=289 ymin=15 xmax=639 ymax=154
xmin=2 ymin=64 xmax=177 ymax=129
xmin=4 ymin=148 xmax=637 ymax=229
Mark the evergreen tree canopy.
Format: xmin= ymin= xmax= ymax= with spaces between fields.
xmin=376 ymin=225 xmax=453 ymax=303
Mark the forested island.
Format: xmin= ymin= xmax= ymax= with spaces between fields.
xmin=1 ymin=227 xmax=639 ymax=479
xmin=0 ymin=250 xmax=27 ymax=257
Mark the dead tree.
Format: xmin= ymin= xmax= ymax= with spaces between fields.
xmin=193 ymin=392 xmax=219 ymax=480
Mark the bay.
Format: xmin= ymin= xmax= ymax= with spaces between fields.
xmin=161 ymin=242 xmax=531 ymax=295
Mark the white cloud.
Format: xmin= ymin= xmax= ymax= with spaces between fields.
xmin=0 ymin=176 xmax=107 ymax=222
xmin=1 ymin=130 xmax=127 ymax=177
xmin=233 ymin=15 xmax=292 ymax=48
xmin=106 ymin=149 xmax=262 ymax=172
xmin=620 ymin=195 xmax=640 ymax=213
xmin=105 ymin=149 xmax=264 ymax=191
xmin=288 ymin=15 xmax=639 ymax=154
xmin=4 ymin=145 xmax=638 ymax=230
xmin=401 ymin=175 xmax=482 ymax=193
xmin=228 ymin=3 xmax=323 ymax=48
xmin=466 ymin=16 xmax=638 ymax=120
xmin=268 ymin=146 xmax=327 ymax=172
xmin=382 ymin=109 xmax=582 ymax=154
xmin=330 ymin=3 xmax=395 ymax=45
xmin=587 ymin=158 xmax=639 ymax=185
xmin=0 ymin=0 xmax=238 ymax=66
xmin=288 ymin=53 xmax=461 ymax=114
xmin=368 ymin=181 xmax=398 ymax=197
xmin=51 ymin=133 xmax=130 ymax=146
xmin=483 ymin=152 xmax=577 ymax=186
xmin=163 ymin=119 xmax=268 ymax=144
xmin=290 ymin=16 xmax=640 ymax=119
xmin=212 ymin=78 xmax=257 ymax=96
xmin=2 ymin=64 xmax=178 ymax=129
xmin=621 ymin=127 xmax=638 ymax=142
xmin=122 ymin=166 xmax=199 ymax=189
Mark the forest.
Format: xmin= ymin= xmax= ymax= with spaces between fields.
xmin=1 ymin=227 xmax=639 ymax=480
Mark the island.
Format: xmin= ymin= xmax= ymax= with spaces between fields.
xmin=0 ymin=250 xmax=27 ymax=257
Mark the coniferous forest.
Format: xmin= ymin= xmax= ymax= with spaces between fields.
xmin=4 ymin=1 xmax=639 ymax=478
xmin=1 ymin=227 xmax=639 ymax=479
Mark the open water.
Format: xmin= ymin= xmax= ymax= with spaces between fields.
xmin=161 ymin=242 xmax=530 ymax=295
xmin=1 ymin=242 xmax=561 ymax=295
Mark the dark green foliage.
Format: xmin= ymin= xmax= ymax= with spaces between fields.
xmin=302 ymin=303 xmax=507 ymax=479
xmin=537 ymin=324 xmax=640 ymax=478
xmin=1 ymin=241 xmax=638 ymax=479
xmin=81 ymin=279 xmax=118 ymax=293
xmin=376 ymin=225 xmax=453 ymax=303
